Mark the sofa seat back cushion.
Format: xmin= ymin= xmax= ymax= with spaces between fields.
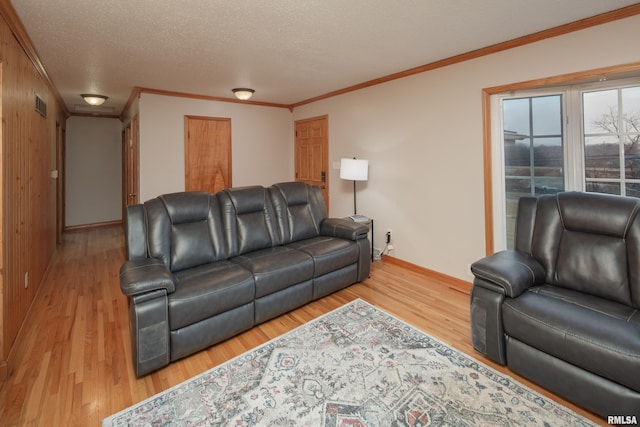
xmin=532 ymin=192 xmax=640 ymax=306
xmin=222 ymin=186 xmax=280 ymax=256
xmin=287 ymin=236 xmax=359 ymax=277
xmin=146 ymin=192 xmax=228 ymax=272
xmin=231 ymin=246 xmax=314 ymax=298
xmin=502 ymin=286 xmax=640 ymax=392
xmin=169 ymin=261 xmax=255 ymax=330
xmin=556 ymin=231 xmax=629 ymax=304
xmin=270 ymin=182 xmax=327 ymax=244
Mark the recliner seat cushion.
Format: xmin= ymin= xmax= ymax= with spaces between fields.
xmin=502 ymin=286 xmax=640 ymax=392
xmin=170 ymin=261 xmax=255 ymax=330
xmin=232 ymin=246 xmax=314 ymax=298
xmin=287 ymin=236 xmax=359 ymax=277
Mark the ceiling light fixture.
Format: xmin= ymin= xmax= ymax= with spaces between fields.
xmin=81 ymin=94 xmax=108 ymax=106
xmin=232 ymin=88 xmax=255 ymax=100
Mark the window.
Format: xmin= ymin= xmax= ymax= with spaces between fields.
xmin=492 ymin=78 xmax=640 ymax=250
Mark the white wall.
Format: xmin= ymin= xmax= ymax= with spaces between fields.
xmin=292 ymin=14 xmax=640 ymax=281
xmin=138 ymin=93 xmax=293 ymax=201
xmin=66 ymin=116 xmax=122 ymax=226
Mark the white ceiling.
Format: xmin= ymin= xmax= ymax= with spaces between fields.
xmin=9 ymin=0 xmax=640 ymax=115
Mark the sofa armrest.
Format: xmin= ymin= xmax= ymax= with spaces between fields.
xmin=320 ymin=218 xmax=369 ymax=240
xmin=119 ymin=258 xmax=176 ymax=297
xmin=470 ymin=250 xmax=545 ymax=298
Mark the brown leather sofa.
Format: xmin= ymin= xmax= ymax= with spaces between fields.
xmin=119 ymin=182 xmax=371 ymax=376
xmin=470 ymin=191 xmax=640 ymax=417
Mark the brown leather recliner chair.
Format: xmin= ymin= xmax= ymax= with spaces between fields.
xmin=470 ymin=191 xmax=640 ymax=417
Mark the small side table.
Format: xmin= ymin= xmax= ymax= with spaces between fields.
xmin=349 ymin=215 xmax=374 ymax=262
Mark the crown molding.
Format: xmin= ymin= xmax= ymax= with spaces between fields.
xmin=136 ymin=87 xmax=290 ymax=109
xmin=290 ymin=3 xmax=640 ymax=109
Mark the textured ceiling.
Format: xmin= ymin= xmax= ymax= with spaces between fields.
xmin=9 ymin=0 xmax=640 ymax=115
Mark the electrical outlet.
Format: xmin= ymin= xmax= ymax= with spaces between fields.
xmin=386 ymin=229 xmax=392 ymax=244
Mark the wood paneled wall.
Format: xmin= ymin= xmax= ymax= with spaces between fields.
xmin=0 ymin=12 xmax=64 ymax=380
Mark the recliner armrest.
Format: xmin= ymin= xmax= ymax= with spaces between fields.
xmin=119 ymin=258 xmax=176 ymax=297
xmin=320 ymin=218 xmax=369 ymax=240
xmin=471 ymin=250 xmax=545 ymax=297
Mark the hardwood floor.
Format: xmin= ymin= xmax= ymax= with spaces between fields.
xmin=0 ymin=225 xmax=605 ymax=426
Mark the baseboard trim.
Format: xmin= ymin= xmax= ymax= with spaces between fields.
xmin=380 ymin=255 xmax=472 ymax=295
xmin=64 ymin=219 xmax=122 ymax=232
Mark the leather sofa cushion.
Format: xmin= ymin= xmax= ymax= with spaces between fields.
xmin=171 ymin=220 xmax=216 ymax=272
xmin=160 ymin=191 xmax=211 ymax=224
xmin=270 ymin=182 xmax=324 ymax=243
xmin=145 ymin=192 xmax=229 ymax=272
xmin=232 ymin=246 xmax=314 ymax=298
xmin=222 ymin=186 xmax=278 ymax=255
xmin=170 ymin=261 xmax=255 ymax=330
xmin=287 ymin=237 xmax=359 ymax=277
xmin=503 ymin=286 xmax=640 ymax=392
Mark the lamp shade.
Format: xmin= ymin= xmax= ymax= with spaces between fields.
xmin=340 ymin=158 xmax=369 ymax=181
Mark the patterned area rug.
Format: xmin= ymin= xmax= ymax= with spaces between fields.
xmin=103 ymin=299 xmax=598 ymax=426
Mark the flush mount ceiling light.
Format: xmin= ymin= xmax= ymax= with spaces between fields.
xmin=232 ymin=88 xmax=255 ymax=100
xmin=81 ymin=94 xmax=108 ymax=106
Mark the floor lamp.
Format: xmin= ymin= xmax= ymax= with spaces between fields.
xmin=340 ymin=158 xmax=369 ymax=215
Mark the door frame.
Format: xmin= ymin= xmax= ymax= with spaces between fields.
xmin=122 ymin=114 xmax=140 ymax=216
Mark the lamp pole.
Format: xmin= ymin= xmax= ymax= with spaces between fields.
xmin=353 ymin=180 xmax=357 ymax=214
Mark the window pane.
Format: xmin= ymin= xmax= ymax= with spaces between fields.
xmin=503 ymin=98 xmax=530 ymax=136
xmin=625 ymin=135 xmax=640 ymax=180
xmin=532 ymin=96 xmax=562 ymax=135
xmin=504 ymin=140 xmax=531 ymax=175
xmin=585 ymin=135 xmax=619 ymax=179
xmin=586 ymin=181 xmax=620 ymax=195
xmin=622 ymin=86 xmax=640 ymax=134
xmin=505 ymin=177 xmax=532 ymax=194
xmin=583 ymin=89 xmax=618 ymax=134
xmin=504 ymin=179 xmax=530 ymax=250
xmin=626 ymin=183 xmax=640 ymax=198
xmin=533 ymin=137 xmax=563 ymax=174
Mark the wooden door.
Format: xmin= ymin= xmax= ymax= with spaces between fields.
xmin=295 ymin=116 xmax=329 ymax=210
xmin=184 ymin=116 xmax=231 ymax=194
xmin=123 ymin=114 xmax=139 ymax=210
